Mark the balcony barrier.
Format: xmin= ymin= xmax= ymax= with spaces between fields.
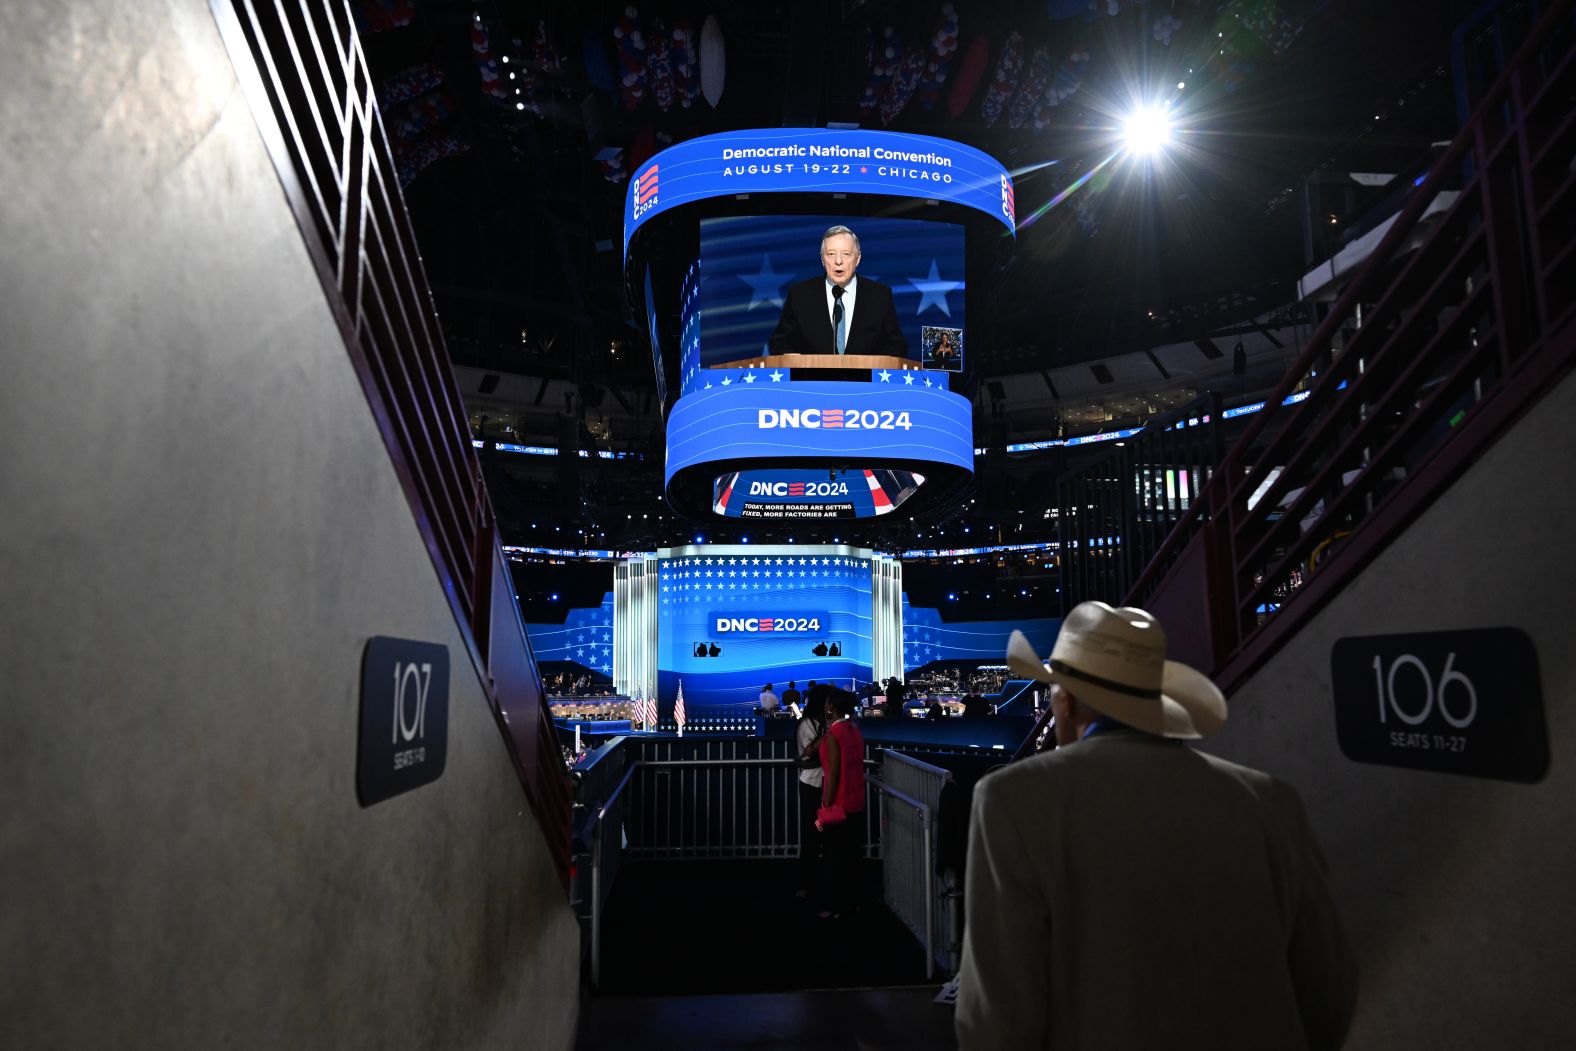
xmin=211 ymin=0 xmax=572 ymax=880
xmin=1127 ymin=0 xmax=1576 ymax=692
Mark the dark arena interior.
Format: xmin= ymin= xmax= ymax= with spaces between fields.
xmin=5 ymin=1 xmax=1575 ymax=1048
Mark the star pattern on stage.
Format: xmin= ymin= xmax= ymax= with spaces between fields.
xmin=541 ymin=602 xmax=616 ymax=674
xmin=903 ymin=622 xmax=951 ymax=667
xmin=657 ymin=555 xmax=873 ymax=607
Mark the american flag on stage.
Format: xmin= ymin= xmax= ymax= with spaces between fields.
xmin=640 ymin=693 xmax=657 ymax=731
xmin=674 ymin=681 xmax=687 ymax=735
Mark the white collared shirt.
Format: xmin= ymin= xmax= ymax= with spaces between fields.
xmin=824 ymin=276 xmax=858 ymax=352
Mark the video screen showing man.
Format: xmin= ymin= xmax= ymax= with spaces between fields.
xmin=769 ymin=225 xmax=907 ymax=358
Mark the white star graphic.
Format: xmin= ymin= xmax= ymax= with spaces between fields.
xmin=743 ymin=372 xmax=757 ymax=383
xmin=923 ymin=376 xmax=933 ymax=388
xmin=907 ymin=259 xmax=962 ymax=317
xmin=903 ymin=372 xmax=915 ymax=385
xmin=878 ymin=370 xmax=892 ymax=382
xmin=721 ymin=376 xmax=732 ymax=386
xmin=739 ymin=255 xmax=789 ymax=311
xmin=769 ymin=370 xmax=784 ymax=383
xmin=704 ymin=381 xmax=713 ymax=390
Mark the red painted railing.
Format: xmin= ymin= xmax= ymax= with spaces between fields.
xmin=1127 ymin=0 xmax=1576 ymax=694
xmin=212 ymin=0 xmax=572 ymax=885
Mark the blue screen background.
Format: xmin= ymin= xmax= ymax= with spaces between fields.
xmin=697 ymin=214 xmax=965 ymax=368
xmin=657 ymin=552 xmax=870 ymax=707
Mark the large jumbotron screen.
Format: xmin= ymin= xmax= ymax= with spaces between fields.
xmin=696 ymin=214 xmax=966 ymax=371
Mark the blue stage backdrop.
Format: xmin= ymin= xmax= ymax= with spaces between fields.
xmin=902 ymin=601 xmax=1060 ymax=673
xmin=527 ymin=594 xmax=614 ymax=676
xmin=525 ymin=591 xmax=1062 ymax=698
xmin=658 ymin=552 xmax=871 ymax=707
xmin=697 ymin=213 xmax=965 ymax=370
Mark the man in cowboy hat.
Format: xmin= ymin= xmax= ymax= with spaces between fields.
xmin=954 ymin=602 xmax=1356 ymax=1050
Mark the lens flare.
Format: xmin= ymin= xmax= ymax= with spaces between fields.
xmin=1121 ymin=106 xmax=1172 ymax=154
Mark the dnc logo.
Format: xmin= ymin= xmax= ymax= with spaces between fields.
xmin=633 ymin=164 xmax=660 ymax=219
xmin=1000 ymin=174 xmax=1015 ymax=225
xmin=747 ymin=481 xmax=850 ymax=497
xmin=713 ymin=615 xmax=823 ymax=634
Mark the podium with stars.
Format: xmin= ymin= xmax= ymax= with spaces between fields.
xmin=624 ymin=128 xmax=1015 ymax=521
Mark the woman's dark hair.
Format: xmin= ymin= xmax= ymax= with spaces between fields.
xmin=826 ymin=688 xmax=857 ymax=718
xmin=805 ymin=683 xmax=830 ymax=725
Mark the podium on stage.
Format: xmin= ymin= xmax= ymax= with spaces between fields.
xmin=710 ymin=353 xmax=925 ymax=372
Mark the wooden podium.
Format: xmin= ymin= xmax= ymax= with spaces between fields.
xmin=711 ymin=353 xmax=923 ymax=372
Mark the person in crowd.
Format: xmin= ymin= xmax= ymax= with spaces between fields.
xmin=782 ymin=680 xmax=802 ymax=710
xmin=926 ymin=698 xmax=945 ymax=721
xmin=770 ymin=225 xmax=906 ymax=357
xmin=962 ymin=692 xmax=991 ymax=717
xmin=794 ymin=685 xmax=830 ymax=901
xmin=813 ymin=640 xmax=830 ymax=657
xmin=759 ymin=682 xmax=779 ymax=712
xmin=881 ymin=690 xmax=905 ymax=720
xmin=694 ymin=641 xmax=708 ymax=658
xmin=829 ymin=641 xmax=842 ymax=657
xmin=816 ymin=689 xmax=867 ymax=919
xmin=955 ymin=602 xmax=1356 ymax=1050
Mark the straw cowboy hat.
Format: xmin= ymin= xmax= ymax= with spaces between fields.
xmin=1007 ymin=601 xmax=1227 ymax=739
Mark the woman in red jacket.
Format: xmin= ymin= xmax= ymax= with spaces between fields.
xmin=817 ymin=689 xmax=867 ymax=919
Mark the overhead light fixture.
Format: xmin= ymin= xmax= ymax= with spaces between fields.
xmin=1121 ymin=105 xmax=1172 ymax=155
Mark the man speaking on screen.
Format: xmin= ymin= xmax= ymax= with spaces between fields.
xmin=769 ymin=225 xmax=908 ymax=358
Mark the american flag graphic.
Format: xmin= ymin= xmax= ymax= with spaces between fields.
xmin=673 ymin=681 xmax=687 ymax=733
xmin=864 ymin=469 xmax=894 ymax=515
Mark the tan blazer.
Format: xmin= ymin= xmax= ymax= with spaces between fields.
xmin=956 ymin=731 xmax=1356 ymax=1050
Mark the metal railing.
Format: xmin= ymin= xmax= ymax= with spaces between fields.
xmin=874 ymin=750 xmax=958 ymax=978
xmin=1128 ymin=0 xmax=1576 ymax=692
xmin=622 ymin=737 xmax=880 ymax=859
xmin=211 ymin=0 xmax=572 ymax=880
xmin=574 ymin=736 xmax=966 ymax=984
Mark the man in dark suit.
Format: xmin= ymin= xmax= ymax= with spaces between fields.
xmin=769 ymin=225 xmax=908 ymax=357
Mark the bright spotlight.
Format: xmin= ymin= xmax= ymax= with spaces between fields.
xmin=1122 ymin=106 xmax=1172 ymax=154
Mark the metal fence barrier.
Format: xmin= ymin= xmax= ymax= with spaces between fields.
xmin=622 ymin=736 xmax=881 ymax=859
xmin=574 ymin=735 xmax=962 ymax=985
xmin=875 ymin=750 xmax=958 ymax=978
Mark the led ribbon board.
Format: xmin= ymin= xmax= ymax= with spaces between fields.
xmin=624 ymin=128 xmax=1016 ymax=256
xmin=712 ymin=468 xmax=926 ymax=519
xmin=665 ymin=378 xmax=973 ymax=518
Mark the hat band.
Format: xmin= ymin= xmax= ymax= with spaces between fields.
xmin=1050 ymin=659 xmax=1162 ymax=700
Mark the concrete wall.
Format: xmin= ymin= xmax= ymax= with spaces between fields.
xmin=0 ymin=2 xmax=577 ymax=1046
xmin=1204 ymin=364 xmax=1576 ymax=1047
